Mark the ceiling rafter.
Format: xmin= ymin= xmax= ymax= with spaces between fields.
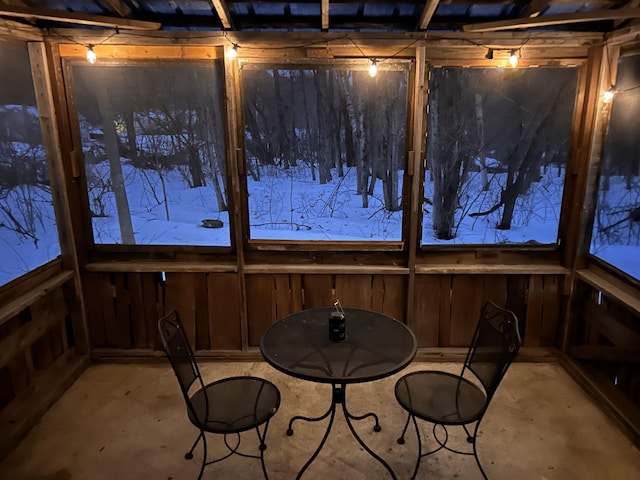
xmin=0 ymin=5 xmax=161 ymax=30
xmin=419 ymin=0 xmax=440 ymax=30
xmin=210 ymin=0 xmax=233 ymax=30
xmin=103 ymin=0 xmax=132 ymax=18
xmin=520 ymin=0 xmax=549 ymax=18
xmin=462 ymin=7 xmax=640 ymax=32
xmin=322 ymin=0 xmax=329 ymax=30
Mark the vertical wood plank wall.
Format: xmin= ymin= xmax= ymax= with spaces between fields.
xmin=0 ymin=267 xmax=88 ymax=459
xmin=82 ymin=270 xmax=562 ymax=353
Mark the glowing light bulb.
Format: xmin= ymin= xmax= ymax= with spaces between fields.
xmin=603 ymin=89 xmax=614 ymax=104
xmin=86 ymin=45 xmax=97 ymax=64
xmin=509 ymin=50 xmax=518 ymax=68
xmin=227 ymin=44 xmax=238 ymax=60
xmin=368 ymin=59 xmax=377 ymax=78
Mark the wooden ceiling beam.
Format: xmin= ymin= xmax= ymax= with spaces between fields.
xmin=418 ymin=0 xmax=440 ymax=30
xmin=0 ymin=5 xmax=161 ymax=30
xmin=103 ymin=0 xmax=132 ymax=18
xmin=210 ymin=0 xmax=233 ymax=30
xmin=322 ymin=0 xmax=329 ymax=30
xmin=462 ymin=8 xmax=640 ymax=32
xmin=0 ymin=17 xmax=42 ymax=41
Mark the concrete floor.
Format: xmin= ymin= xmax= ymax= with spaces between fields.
xmin=2 ymin=361 xmax=640 ymax=480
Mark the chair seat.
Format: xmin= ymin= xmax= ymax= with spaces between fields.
xmin=188 ymin=376 xmax=280 ymax=434
xmin=395 ymin=370 xmax=487 ymax=425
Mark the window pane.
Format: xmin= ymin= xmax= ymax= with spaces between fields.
xmin=0 ymin=42 xmax=60 ymax=287
xmin=241 ymin=66 xmax=408 ymax=241
xmin=590 ymin=55 xmax=640 ymax=280
xmin=71 ymin=63 xmax=230 ymax=246
xmin=422 ymin=67 xmax=577 ymax=245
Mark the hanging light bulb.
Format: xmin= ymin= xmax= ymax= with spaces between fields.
xmin=368 ymin=59 xmax=378 ymax=78
xmin=86 ymin=45 xmax=97 ymax=64
xmin=603 ymin=88 xmax=614 ymax=104
xmin=485 ymin=48 xmax=494 ymax=60
xmin=227 ymin=43 xmax=238 ymax=60
xmin=509 ymin=49 xmax=519 ymax=68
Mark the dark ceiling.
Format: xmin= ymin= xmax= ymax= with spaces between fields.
xmin=0 ymin=0 xmax=639 ymax=33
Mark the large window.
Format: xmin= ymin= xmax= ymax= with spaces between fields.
xmin=241 ymin=63 xmax=408 ymax=242
xmin=590 ymin=54 xmax=640 ymax=281
xmin=0 ymin=43 xmax=60 ymax=287
xmin=70 ymin=62 xmax=230 ymax=246
xmin=422 ymin=67 xmax=578 ymax=246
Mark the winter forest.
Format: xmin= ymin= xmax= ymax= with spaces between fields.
xmin=1 ymin=45 xmax=640 ymax=288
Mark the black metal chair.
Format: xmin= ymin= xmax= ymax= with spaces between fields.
xmin=158 ymin=310 xmax=281 ymax=479
xmin=395 ymin=301 xmax=522 ymax=479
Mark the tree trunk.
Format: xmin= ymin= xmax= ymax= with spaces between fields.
xmin=475 ymin=93 xmax=489 ymax=191
xmin=95 ymin=78 xmax=135 ymax=244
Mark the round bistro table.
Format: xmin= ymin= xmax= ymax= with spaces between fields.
xmin=260 ymin=307 xmax=417 ymax=479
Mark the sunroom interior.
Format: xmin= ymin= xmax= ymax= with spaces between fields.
xmin=1 ymin=1 xmax=640 ymax=478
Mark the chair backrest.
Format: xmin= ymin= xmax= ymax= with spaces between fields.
xmin=463 ymin=301 xmax=522 ymax=404
xmin=158 ymin=310 xmax=206 ymax=418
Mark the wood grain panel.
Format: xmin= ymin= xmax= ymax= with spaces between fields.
xmin=524 ymin=275 xmax=544 ymax=347
xmin=246 ymin=275 xmax=277 ymax=346
xmin=82 ymin=274 xmax=107 ymax=347
xmin=208 ymin=273 xmax=242 ymax=350
xmin=482 ymin=275 xmax=508 ymax=307
xmin=109 ymin=274 xmax=131 ymax=348
xmin=274 ymin=274 xmax=293 ymax=321
xmin=194 ymin=274 xmax=210 ymax=350
xmin=142 ymin=273 xmax=161 ymax=349
xmin=128 ymin=273 xmax=147 ymax=348
xmin=413 ymin=275 xmax=441 ymax=347
xmin=290 ymin=274 xmax=304 ymax=313
xmin=335 ymin=274 xmax=372 ymax=310
xmin=438 ymin=275 xmax=453 ymax=346
xmin=164 ymin=273 xmax=198 ymax=347
xmin=507 ymin=275 xmax=529 ymax=340
xmin=449 ymin=276 xmax=483 ymax=346
xmin=541 ymin=275 xmax=561 ymax=347
xmin=380 ymin=275 xmax=406 ymax=322
xmin=302 ymin=274 xmax=333 ymax=309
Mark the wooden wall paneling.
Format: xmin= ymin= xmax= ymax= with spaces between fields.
xmin=194 ymin=274 xmax=210 ymax=350
xmin=438 ymin=275 xmax=453 ymax=346
xmin=274 ymin=274 xmax=293 ymax=321
xmin=164 ymin=273 xmax=199 ymax=348
xmin=449 ymin=275 xmax=483 ymax=346
xmin=208 ymin=273 xmax=242 ymax=350
xmin=506 ymin=275 xmax=529 ymax=340
xmin=379 ymin=275 xmax=407 ymax=323
xmin=142 ymin=273 xmax=161 ymax=349
xmin=128 ymin=273 xmax=147 ymax=348
xmin=246 ymin=275 xmax=277 ymax=347
xmin=28 ymin=288 xmax=68 ymax=368
xmin=413 ymin=275 xmax=441 ymax=346
xmin=482 ymin=275 xmax=508 ymax=308
xmin=97 ymin=273 xmax=117 ymax=347
xmin=301 ymin=274 xmax=333 ymax=309
xmin=30 ymin=332 xmax=54 ymax=371
xmin=335 ymin=274 xmax=373 ymax=310
xmin=541 ymin=275 xmax=561 ymax=347
xmin=110 ymin=274 xmax=132 ymax=348
xmin=81 ymin=273 xmax=107 ymax=347
xmin=289 ymin=274 xmax=304 ymax=313
xmin=524 ymin=275 xmax=544 ymax=347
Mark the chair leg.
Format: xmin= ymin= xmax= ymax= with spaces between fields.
xmin=396 ymin=412 xmax=412 ymax=445
xmin=197 ymin=433 xmax=208 ymax=480
xmin=469 ymin=422 xmax=488 ymax=480
xmin=185 ymin=431 xmax=203 ymax=460
xmin=256 ymin=421 xmax=272 ymax=479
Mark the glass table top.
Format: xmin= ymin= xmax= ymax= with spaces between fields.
xmin=260 ymin=307 xmax=417 ymax=384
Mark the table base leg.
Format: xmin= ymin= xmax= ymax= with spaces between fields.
xmin=288 ymin=383 xmax=396 ymax=480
